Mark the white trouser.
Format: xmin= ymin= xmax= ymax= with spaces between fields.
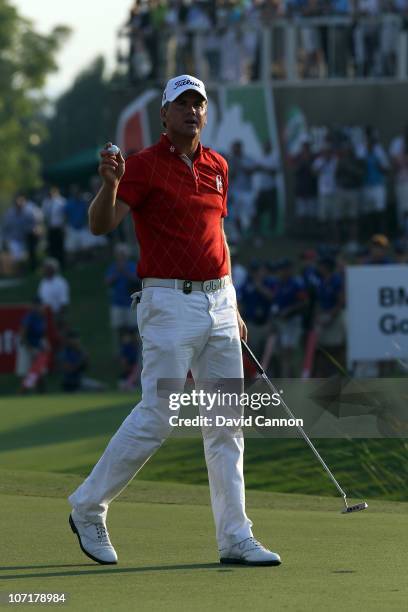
xmin=69 ymin=284 xmax=253 ymax=550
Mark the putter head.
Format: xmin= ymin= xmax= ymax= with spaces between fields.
xmin=341 ymin=502 xmax=368 ymax=514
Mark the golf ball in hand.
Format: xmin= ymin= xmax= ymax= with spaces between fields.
xmin=106 ymin=144 xmax=120 ymax=155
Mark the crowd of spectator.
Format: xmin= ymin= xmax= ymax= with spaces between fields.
xmin=0 ymin=183 xmax=107 ymax=277
xmin=290 ymin=124 xmax=408 ymax=244
xmin=233 ymin=233 xmax=408 ymax=380
xmin=120 ymin=0 xmax=408 ymax=83
xmin=215 ymin=123 xmax=408 ymax=248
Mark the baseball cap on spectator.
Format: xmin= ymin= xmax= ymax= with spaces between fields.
xmin=370 ymin=234 xmax=389 ymax=248
xmin=162 ymin=75 xmax=207 ymax=107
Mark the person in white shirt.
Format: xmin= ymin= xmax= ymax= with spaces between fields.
xmin=312 ymin=141 xmax=339 ymax=240
xmin=252 ymin=141 xmax=280 ymax=242
xmin=42 ymin=187 xmax=67 ymax=270
xmin=389 ymin=126 xmax=408 ymax=231
xmin=37 ymin=258 xmax=70 ymax=323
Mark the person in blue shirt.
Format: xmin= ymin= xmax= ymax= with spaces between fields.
xmin=65 ymin=185 xmax=89 ymax=261
xmin=15 ymin=298 xmax=48 ymax=390
xmin=105 ymin=243 xmax=140 ymax=349
xmin=264 ymin=258 xmax=307 ymax=377
xmin=299 ymin=249 xmax=320 ymax=333
xmin=118 ymin=328 xmax=140 ymax=391
xmin=238 ymin=260 xmax=276 ymax=358
xmin=359 ymin=129 xmax=390 ymax=235
xmin=313 ymin=256 xmax=345 ymax=377
xmin=60 ymin=330 xmax=88 ymax=392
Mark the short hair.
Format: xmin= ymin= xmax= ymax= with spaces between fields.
xmin=43 ymin=257 xmax=60 ymax=272
xmin=162 ymin=102 xmax=170 ymax=128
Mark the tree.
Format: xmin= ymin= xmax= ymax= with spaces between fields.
xmin=42 ymin=57 xmax=111 ymax=165
xmin=41 ymin=58 xmax=132 ymax=171
xmin=0 ymin=0 xmax=70 ymax=206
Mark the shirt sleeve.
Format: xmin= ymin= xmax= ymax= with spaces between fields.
xmin=117 ymin=154 xmax=150 ymax=209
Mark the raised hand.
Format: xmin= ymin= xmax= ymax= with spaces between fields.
xmin=99 ymin=142 xmax=125 ymax=187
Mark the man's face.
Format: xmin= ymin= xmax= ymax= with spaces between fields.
xmin=162 ymin=91 xmax=207 ymax=138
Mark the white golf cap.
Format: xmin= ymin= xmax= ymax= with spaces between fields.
xmin=161 ymin=74 xmax=207 ymax=107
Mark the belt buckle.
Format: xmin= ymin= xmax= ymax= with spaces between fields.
xmin=203 ymin=278 xmax=220 ymax=293
xmin=183 ymin=280 xmax=193 ymax=294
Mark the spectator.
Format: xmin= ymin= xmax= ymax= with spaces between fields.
xmin=65 ymin=185 xmax=89 ymax=260
xmin=358 ymin=129 xmax=389 ymax=235
xmin=239 ymin=260 xmax=276 ymax=357
xmin=37 ymin=258 xmax=70 ymax=324
xmin=118 ymin=327 xmax=141 ymax=391
xmin=299 ymin=248 xmax=320 ymax=333
xmin=267 ymin=258 xmax=307 ymax=377
xmin=42 ymin=186 xmax=67 ymax=269
xmin=105 ymin=243 xmax=140 ymax=348
xmin=330 ymin=0 xmax=353 ymax=77
xmin=252 ymin=140 xmax=280 ymax=242
xmin=389 ymin=125 xmax=408 ymax=232
xmin=365 ymin=233 xmax=394 ymax=264
xmin=60 ymin=329 xmax=107 ymax=392
xmin=60 ymin=330 xmax=88 ymax=392
xmin=292 ymin=137 xmax=318 ymax=233
xmin=353 ymin=0 xmax=381 ymax=77
xmin=312 ymin=140 xmax=339 ymax=240
xmin=1 ymin=195 xmax=36 ymax=273
xmin=21 ymin=194 xmax=44 ymax=272
xmin=228 ymin=140 xmax=257 ymax=241
xmin=15 ymin=298 xmax=48 ymax=391
xmin=231 ymin=251 xmax=248 ymax=301
xmin=335 ymin=139 xmax=366 ymax=244
xmin=313 ymin=256 xmax=345 ymax=377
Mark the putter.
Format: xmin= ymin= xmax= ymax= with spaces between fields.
xmin=241 ymin=340 xmax=368 ymax=514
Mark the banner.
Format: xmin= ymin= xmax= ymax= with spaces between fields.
xmin=0 ymin=305 xmax=30 ymax=373
xmin=346 ymin=265 xmax=408 ymax=364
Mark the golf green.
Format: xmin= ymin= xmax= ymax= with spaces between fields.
xmin=1 ymin=475 xmax=407 ymax=612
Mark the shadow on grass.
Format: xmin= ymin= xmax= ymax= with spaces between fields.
xmin=0 ymin=563 xmax=230 ymax=580
xmin=0 ymin=404 xmax=131 ymax=452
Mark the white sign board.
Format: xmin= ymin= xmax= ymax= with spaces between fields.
xmin=346 ymin=265 xmax=408 ymax=363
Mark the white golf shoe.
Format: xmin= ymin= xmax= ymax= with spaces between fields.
xmin=69 ymin=512 xmax=118 ymax=565
xmin=219 ymin=537 xmax=281 ymax=566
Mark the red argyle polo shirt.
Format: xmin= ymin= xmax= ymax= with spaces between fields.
xmin=117 ymin=134 xmax=229 ymax=281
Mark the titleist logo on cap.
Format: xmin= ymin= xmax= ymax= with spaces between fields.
xmin=173 ymin=78 xmax=202 ymax=91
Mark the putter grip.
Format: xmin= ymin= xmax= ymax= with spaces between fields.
xmin=241 ymin=339 xmax=265 ymax=375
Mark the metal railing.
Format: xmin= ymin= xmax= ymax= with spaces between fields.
xmin=116 ymin=14 xmax=408 ymax=84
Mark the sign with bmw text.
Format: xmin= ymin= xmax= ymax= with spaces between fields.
xmin=346 ymin=265 xmax=408 ymax=364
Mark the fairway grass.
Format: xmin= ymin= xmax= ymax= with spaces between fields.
xmin=1 ymin=477 xmax=407 ymax=612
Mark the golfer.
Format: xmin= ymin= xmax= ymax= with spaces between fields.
xmin=68 ymin=75 xmax=281 ymax=567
